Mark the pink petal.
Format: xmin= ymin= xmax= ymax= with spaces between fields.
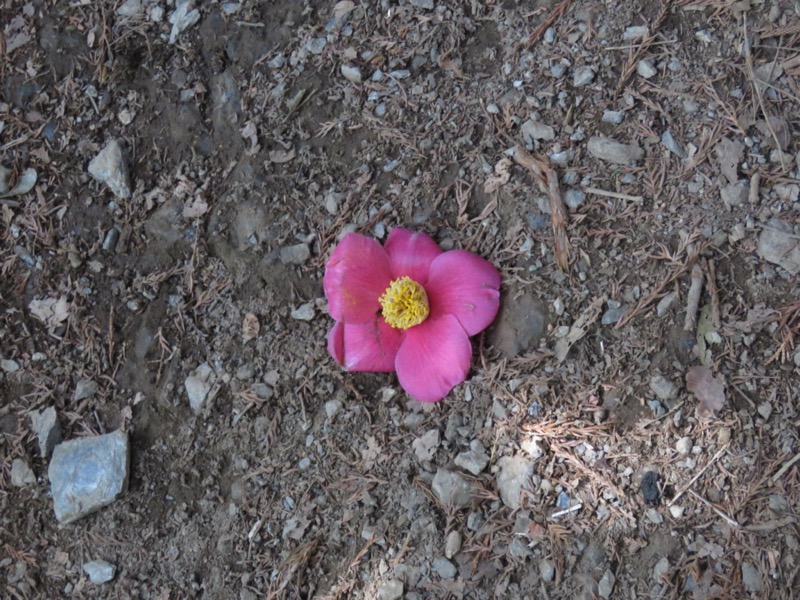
xmin=324 ymin=233 xmax=392 ymax=323
xmin=383 ymin=228 xmax=443 ymax=283
xmin=426 ymin=250 xmax=501 ymax=336
xmin=395 ymin=315 xmax=472 ymax=402
xmin=335 ymin=317 xmax=404 ymax=372
xmin=327 ymin=321 xmax=345 ymax=366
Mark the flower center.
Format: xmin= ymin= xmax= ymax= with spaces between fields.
xmin=379 ymin=276 xmax=429 ymax=330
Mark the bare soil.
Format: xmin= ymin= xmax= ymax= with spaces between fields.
xmin=2 ymin=0 xmax=800 ymax=599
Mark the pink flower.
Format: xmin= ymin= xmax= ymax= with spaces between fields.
xmin=324 ymin=228 xmax=501 ymax=402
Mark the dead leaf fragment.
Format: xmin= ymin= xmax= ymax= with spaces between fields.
xmin=686 ymin=366 xmax=726 ymax=417
xmin=483 ymin=158 xmax=512 ymax=193
xmin=269 ymin=148 xmax=296 ymax=164
xmin=28 ymin=296 xmax=70 ymax=335
xmin=242 ymin=313 xmax=260 ymax=342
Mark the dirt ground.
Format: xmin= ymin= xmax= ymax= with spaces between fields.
xmin=2 ymin=0 xmax=800 ymax=598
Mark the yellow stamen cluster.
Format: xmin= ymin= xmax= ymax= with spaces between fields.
xmin=379 ymin=276 xmax=429 ymax=330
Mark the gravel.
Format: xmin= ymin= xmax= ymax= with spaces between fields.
xmin=587 ymin=136 xmax=644 ymax=166
xmin=185 ymin=363 xmax=216 ymax=414
xmin=496 ymin=455 xmax=534 ymax=510
xmin=431 ymin=468 xmax=472 ymax=509
xmin=88 ymin=139 xmax=131 ymax=199
xmin=10 ymin=459 xmax=36 ymax=487
xmin=539 ymin=558 xmax=555 ymax=582
xmin=83 ymin=560 xmax=115 ymax=584
xmin=432 ymin=556 xmax=457 ymax=579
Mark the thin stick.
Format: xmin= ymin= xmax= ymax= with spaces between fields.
xmin=549 ymin=504 xmax=582 ymax=519
xmin=583 ymin=187 xmax=644 ymax=202
xmin=670 ymin=445 xmax=728 ymax=506
xmin=771 ymin=451 xmax=800 ymax=485
xmin=704 ymin=258 xmax=721 ymax=329
xmin=688 ymin=489 xmax=740 ymax=529
xmin=683 ymin=263 xmax=704 ymax=332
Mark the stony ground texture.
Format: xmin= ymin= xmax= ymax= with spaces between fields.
xmin=2 ymin=0 xmax=800 ymax=598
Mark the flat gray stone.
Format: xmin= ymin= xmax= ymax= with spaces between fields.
xmin=340 ymin=64 xmax=362 ymax=84
xmin=598 ymin=568 xmax=616 ymax=598
xmin=720 ymin=181 xmax=748 ymax=208
xmin=602 ymin=110 xmax=625 ymax=124
xmin=83 ymin=560 xmax=115 ymax=584
xmin=649 ymin=375 xmax=677 ymax=400
xmin=564 ymin=189 xmax=586 ymax=210
xmin=539 ymin=558 xmax=555 ymax=582
xmin=454 ymin=440 xmax=489 ymax=475
xmin=432 ymin=556 xmax=457 ymax=579
xmin=432 ymin=468 xmax=472 ymax=509
xmin=88 ymin=140 xmax=131 ymax=199
xmin=377 ymin=579 xmax=403 ymax=600
xmin=522 ymin=119 xmax=556 ymax=142
xmin=757 ymin=219 xmax=800 ymax=275
xmin=445 ymin=530 xmax=462 ymax=559
xmin=28 ymin=406 xmax=61 ymax=457
xmin=280 ymin=243 xmax=311 ymax=265
xmin=637 ymin=59 xmax=657 ymax=78
xmin=11 ymin=458 xmax=36 ymax=487
xmin=588 ymin=136 xmax=644 ymax=166
xmin=185 ymin=363 xmax=216 ymax=414
xmin=573 ymin=66 xmax=595 ymax=86
xmin=48 ymin=430 xmax=130 ymax=524
xmin=741 ymin=562 xmax=763 ymax=593
xmin=488 ymin=290 xmax=548 ymax=357
xmin=496 ymin=455 xmax=534 ymax=509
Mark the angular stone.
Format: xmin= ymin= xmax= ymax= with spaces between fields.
xmin=279 ymin=243 xmax=311 ymax=265
xmin=649 ymin=375 xmax=677 ymax=400
xmin=48 ymin=430 xmax=130 ymax=524
xmin=496 ymin=455 xmax=534 ymax=509
xmin=185 ymin=363 xmax=216 ymax=414
xmin=522 ymin=120 xmax=556 ymax=143
xmin=445 ymin=530 xmax=462 ymax=559
xmin=88 ymin=140 xmax=131 ymax=199
xmin=377 ymin=579 xmax=403 ymax=600
xmin=598 ymin=568 xmax=616 ymax=598
xmin=588 ymin=136 xmax=643 ymax=166
xmin=454 ymin=440 xmax=489 ymax=475
xmin=28 ymin=406 xmax=61 ymax=457
xmin=340 ymin=64 xmax=362 ymax=84
xmin=431 ymin=468 xmax=472 ymax=509
xmin=432 ymin=556 xmax=457 ymax=579
xmin=539 ymin=558 xmax=555 ymax=582
xmin=637 ymin=59 xmax=657 ymax=78
xmin=11 ymin=458 xmax=36 ymax=487
xmin=757 ymin=219 xmax=800 ymax=275
xmin=573 ymin=66 xmax=595 ymax=86
xmin=83 ymin=560 xmax=115 ymax=584
xmin=720 ymin=181 xmax=748 ymax=208
xmin=741 ymin=562 xmax=763 ymax=593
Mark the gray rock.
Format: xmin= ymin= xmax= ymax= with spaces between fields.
xmin=601 ymin=306 xmax=626 ymax=325
xmin=306 ymin=37 xmax=326 ymax=54
xmin=88 ymin=140 xmax=131 ymax=199
xmin=676 ymin=437 xmax=693 ymax=455
xmin=509 ymin=536 xmax=533 ymax=558
xmin=73 ymin=379 xmax=98 ymax=402
xmin=602 ymin=110 xmax=625 ymax=124
xmin=412 ymin=429 xmax=440 ymax=462
xmin=185 ymin=363 xmax=216 ymax=414
xmin=290 ymin=303 xmax=315 ymax=321
xmin=720 ymin=181 xmax=748 ymax=208
xmin=83 ymin=560 xmax=115 ymax=584
xmin=445 ymin=530 xmax=462 ymax=559
xmin=410 ymin=0 xmax=435 ymax=8
xmin=340 ymin=64 xmax=362 ymax=84
xmin=28 ymin=406 xmax=61 ymax=457
xmin=623 ymin=26 xmax=649 ymax=40
xmin=522 ymin=120 xmax=556 ymax=142
xmin=466 ymin=511 xmax=484 ymax=530
xmin=757 ymin=219 xmax=800 ymax=275
xmin=496 ymin=455 xmax=534 ymax=509
xmin=48 ymin=430 xmax=130 ymax=524
xmin=649 ymin=375 xmax=677 ymax=400
xmin=637 ymin=59 xmax=657 ymax=78
xmin=1 ymin=358 xmax=20 ymax=372
xmin=741 ymin=562 xmax=763 ymax=593
xmin=432 ymin=556 xmax=457 ymax=579
xmin=653 ymin=557 xmax=670 ymax=580
xmin=588 ymin=136 xmax=643 ymax=166
xmin=656 ymin=292 xmax=677 ymax=317
xmin=573 ymin=66 xmax=595 ymax=86
xmin=598 ymin=568 xmax=616 ymax=598
xmin=645 ymin=507 xmax=663 ymax=524
xmin=564 ymin=189 xmax=586 ymax=210
xmin=661 ymin=130 xmax=686 ymax=158
xmin=377 ymin=579 xmax=403 ymax=600
xmin=280 ymin=243 xmax=311 ymax=265
xmin=769 ymin=494 xmax=788 ymax=511
xmin=454 ymin=440 xmax=489 ymax=475
xmin=169 ymin=0 xmax=200 ymax=44
xmin=488 ymin=290 xmax=548 ymax=357
xmin=11 ymin=458 xmax=36 ymax=487
xmin=432 ymin=468 xmax=472 ymax=508
xmin=539 ymin=558 xmax=555 ymax=582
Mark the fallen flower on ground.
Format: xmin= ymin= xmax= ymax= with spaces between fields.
xmin=324 ymin=228 xmax=501 ymax=402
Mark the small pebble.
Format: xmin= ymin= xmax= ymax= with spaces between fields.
xmin=539 ymin=558 xmax=555 ymax=582
xmin=757 ymin=402 xmax=772 ymax=420
xmin=676 ymin=437 xmax=693 ymax=455
xmin=645 ymin=507 xmax=664 ymax=524
xmin=598 ymin=568 xmax=616 ymax=599
xmin=564 ymin=189 xmax=586 ymax=210
xmin=653 ymin=557 xmax=670 ymax=580
xmin=11 ymin=458 xmax=36 ymax=487
xmin=717 ymin=427 xmax=731 ymax=445
xmin=601 ymin=110 xmax=625 ymax=124
xmin=573 ymin=66 xmax=595 ymax=87
xmin=83 ymin=560 xmax=115 ymax=584
xmin=340 ymin=64 xmax=362 ymax=84
xmin=637 ymin=59 xmax=657 ymax=79
xmin=669 ymin=504 xmax=684 ymax=519
xmin=290 ymin=303 xmax=315 ymax=321
xmin=601 ymin=306 xmax=626 ymax=325
xmin=377 ymin=579 xmax=403 ymax=600
xmin=432 ymin=557 xmax=457 ymax=579
xmin=445 ymin=531 xmax=462 ymax=559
